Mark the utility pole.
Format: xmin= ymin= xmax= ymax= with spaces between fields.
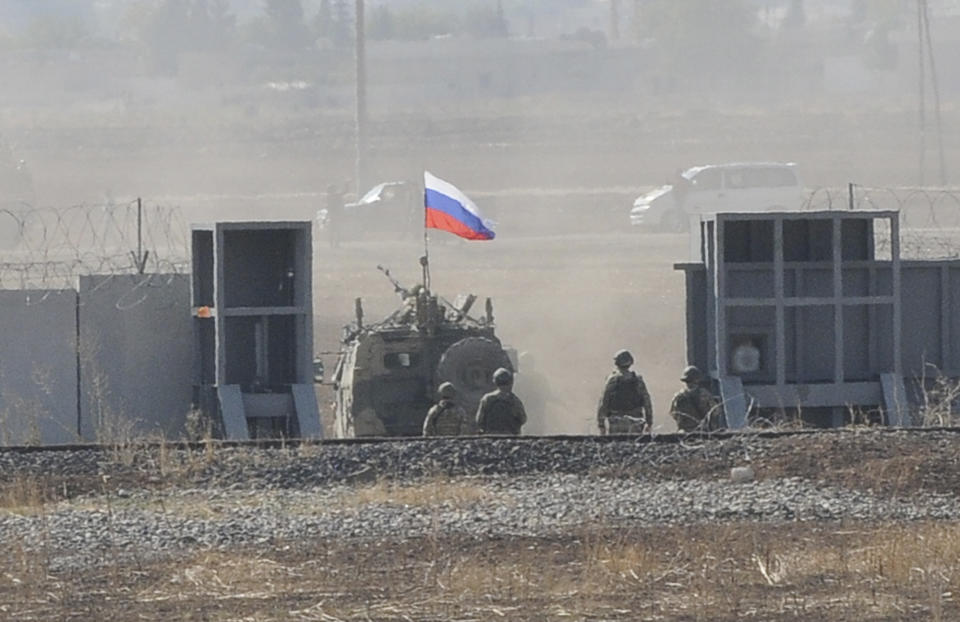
xmin=354 ymin=0 xmax=367 ymax=197
xmin=916 ymin=0 xmax=947 ymax=186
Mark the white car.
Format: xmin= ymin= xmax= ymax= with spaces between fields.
xmin=630 ymin=162 xmax=806 ymax=232
xmin=316 ymin=181 xmax=420 ymax=238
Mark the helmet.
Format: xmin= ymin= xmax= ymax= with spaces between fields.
xmin=613 ymin=349 xmax=634 ymax=367
xmin=492 ymin=367 xmax=513 ymax=386
xmin=437 ymin=381 xmax=457 ymax=399
xmin=681 ymin=365 xmax=702 ymax=382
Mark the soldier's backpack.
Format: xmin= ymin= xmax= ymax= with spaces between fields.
xmin=432 ymin=402 xmax=464 ymax=436
xmin=482 ymin=394 xmax=520 ymax=434
xmin=608 ymin=371 xmax=643 ymax=411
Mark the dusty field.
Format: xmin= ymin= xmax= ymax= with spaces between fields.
xmin=310 ymin=231 xmax=690 ymax=434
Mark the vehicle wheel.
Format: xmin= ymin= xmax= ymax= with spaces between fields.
xmin=436 ymin=337 xmax=512 ymax=411
xmin=660 ymin=210 xmax=687 ymax=233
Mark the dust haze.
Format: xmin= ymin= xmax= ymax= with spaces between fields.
xmin=1 ymin=0 xmax=957 ymax=432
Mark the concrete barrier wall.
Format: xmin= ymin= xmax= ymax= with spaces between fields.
xmin=0 ymin=290 xmax=78 ymax=445
xmin=79 ymin=274 xmax=192 ymax=441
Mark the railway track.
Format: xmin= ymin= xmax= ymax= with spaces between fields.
xmin=3 ymin=425 xmax=960 ymax=454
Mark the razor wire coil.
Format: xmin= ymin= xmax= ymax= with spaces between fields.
xmin=0 ymin=200 xmax=189 ymax=307
xmin=805 ymin=186 xmax=960 ymax=259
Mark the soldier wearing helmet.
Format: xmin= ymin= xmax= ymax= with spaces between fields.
xmin=423 ymin=382 xmax=475 ymax=436
xmin=394 ymin=283 xmax=427 ymax=325
xmin=476 ymin=367 xmax=527 ymax=435
xmin=597 ymin=349 xmax=652 ymax=435
xmin=669 ymin=365 xmax=721 ymax=432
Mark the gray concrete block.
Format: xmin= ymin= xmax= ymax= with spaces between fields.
xmin=0 ymin=290 xmax=78 ymax=445
xmin=79 ymin=274 xmax=191 ymax=441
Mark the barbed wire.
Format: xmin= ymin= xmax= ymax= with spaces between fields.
xmin=0 ymin=200 xmax=190 ymax=293
xmin=2 ymin=188 xmax=960 ymax=297
xmin=804 ymin=186 xmax=960 ymax=259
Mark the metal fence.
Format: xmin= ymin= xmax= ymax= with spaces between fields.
xmin=2 ymin=188 xmax=960 ymax=284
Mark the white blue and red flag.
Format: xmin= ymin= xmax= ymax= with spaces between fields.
xmin=424 ymin=171 xmax=495 ymax=240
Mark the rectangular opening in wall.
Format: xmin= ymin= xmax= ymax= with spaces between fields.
xmin=192 ymin=230 xmax=214 ymax=306
xmin=723 ymin=219 xmax=773 ymax=263
xmin=728 ymin=332 xmax=771 ymax=382
xmin=727 ymin=306 xmax=775 ymax=383
xmin=873 ymin=217 xmax=893 ymax=261
xmin=223 ymin=229 xmax=297 ymax=308
xmin=223 ymin=315 xmax=297 ymax=390
xmin=784 ymin=219 xmax=833 ymax=262
xmin=841 ymin=218 xmax=872 ymax=260
xmin=267 ymin=315 xmax=296 ymax=387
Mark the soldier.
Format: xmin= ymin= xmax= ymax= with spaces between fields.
xmin=669 ymin=365 xmax=721 ymax=432
xmin=597 ymin=349 xmax=653 ymax=435
xmin=476 ymin=368 xmax=526 ymax=435
xmin=423 ymin=382 xmax=474 ymax=436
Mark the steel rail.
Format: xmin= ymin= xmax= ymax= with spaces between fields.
xmin=3 ymin=426 xmax=960 ymax=454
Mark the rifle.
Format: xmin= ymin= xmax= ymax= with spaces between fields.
xmin=377 ymin=264 xmax=409 ymax=297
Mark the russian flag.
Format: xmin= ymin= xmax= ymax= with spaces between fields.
xmin=424 ymin=171 xmax=495 ymax=241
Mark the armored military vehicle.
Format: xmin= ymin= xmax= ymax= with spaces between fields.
xmin=330 ymin=265 xmax=514 ymax=437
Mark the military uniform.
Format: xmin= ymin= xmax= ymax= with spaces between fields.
xmin=597 ymin=368 xmax=653 ymax=434
xmin=423 ymin=399 xmax=474 ymax=436
xmin=476 ymin=389 xmax=527 ymax=435
xmin=670 ymin=385 xmax=720 ymax=432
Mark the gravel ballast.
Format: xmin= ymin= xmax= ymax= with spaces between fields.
xmin=2 ymin=430 xmax=960 ymax=570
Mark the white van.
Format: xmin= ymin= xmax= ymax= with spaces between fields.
xmin=629 ymin=162 xmax=806 ymax=231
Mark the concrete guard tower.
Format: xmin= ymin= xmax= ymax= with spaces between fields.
xmin=191 ymin=221 xmax=321 ymax=439
xmin=675 ymin=210 xmax=909 ymax=428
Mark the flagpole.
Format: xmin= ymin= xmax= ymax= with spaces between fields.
xmin=422 ymin=173 xmax=430 ymax=292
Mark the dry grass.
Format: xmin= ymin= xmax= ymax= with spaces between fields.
xmin=917 ymin=366 xmax=960 ymax=427
xmin=1 ymin=520 xmax=959 ymax=620
xmin=0 ymin=475 xmax=56 ymax=515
